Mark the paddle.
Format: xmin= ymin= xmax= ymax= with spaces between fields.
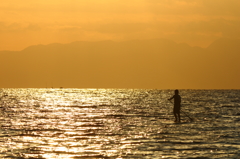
xmin=180 ymin=109 xmax=194 ymax=122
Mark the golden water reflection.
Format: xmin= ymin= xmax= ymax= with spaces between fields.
xmin=0 ymin=89 xmax=240 ymax=158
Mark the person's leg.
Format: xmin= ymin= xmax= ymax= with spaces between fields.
xmin=174 ymin=112 xmax=177 ymax=122
xmin=177 ymin=112 xmax=181 ymax=122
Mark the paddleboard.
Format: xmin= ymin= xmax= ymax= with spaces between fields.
xmin=162 ymin=120 xmax=188 ymax=124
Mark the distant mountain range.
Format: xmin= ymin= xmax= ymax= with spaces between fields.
xmin=0 ymin=38 xmax=239 ymax=89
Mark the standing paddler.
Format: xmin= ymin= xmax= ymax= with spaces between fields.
xmin=168 ymin=89 xmax=181 ymax=123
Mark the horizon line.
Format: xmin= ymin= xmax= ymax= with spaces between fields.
xmin=0 ymin=38 xmax=218 ymax=52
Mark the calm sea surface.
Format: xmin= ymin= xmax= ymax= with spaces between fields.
xmin=0 ymin=89 xmax=239 ymax=159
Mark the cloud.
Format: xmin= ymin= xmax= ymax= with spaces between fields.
xmin=145 ymin=0 xmax=240 ymax=16
xmin=0 ymin=0 xmax=240 ymax=50
xmin=176 ymin=18 xmax=240 ymax=38
xmin=95 ymin=23 xmax=149 ymax=34
xmin=0 ymin=22 xmax=41 ymax=33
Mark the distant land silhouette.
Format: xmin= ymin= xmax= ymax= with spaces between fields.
xmin=0 ymin=38 xmax=239 ymax=89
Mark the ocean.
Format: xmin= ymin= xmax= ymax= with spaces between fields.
xmin=0 ymin=89 xmax=239 ymax=159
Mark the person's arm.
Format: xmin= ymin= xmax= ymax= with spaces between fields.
xmin=168 ymin=95 xmax=174 ymax=101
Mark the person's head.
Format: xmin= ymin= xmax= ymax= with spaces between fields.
xmin=174 ymin=89 xmax=179 ymax=95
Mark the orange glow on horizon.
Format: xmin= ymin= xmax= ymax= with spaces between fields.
xmin=0 ymin=0 xmax=240 ymax=89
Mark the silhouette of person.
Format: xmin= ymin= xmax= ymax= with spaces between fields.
xmin=168 ymin=89 xmax=181 ymax=122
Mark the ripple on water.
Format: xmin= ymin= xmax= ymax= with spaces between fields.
xmin=0 ymin=89 xmax=239 ymax=158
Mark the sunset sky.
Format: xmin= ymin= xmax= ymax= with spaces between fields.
xmin=0 ymin=0 xmax=240 ymax=89
xmin=1 ymin=0 xmax=240 ymax=51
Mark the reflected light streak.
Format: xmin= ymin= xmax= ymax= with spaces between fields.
xmin=1 ymin=89 xmax=238 ymax=158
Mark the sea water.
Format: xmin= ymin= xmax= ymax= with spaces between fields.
xmin=0 ymin=89 xmax=239 ymax=159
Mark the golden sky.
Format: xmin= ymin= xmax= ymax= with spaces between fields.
xmin=1 ymin=0 xmax=240 ymax=51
